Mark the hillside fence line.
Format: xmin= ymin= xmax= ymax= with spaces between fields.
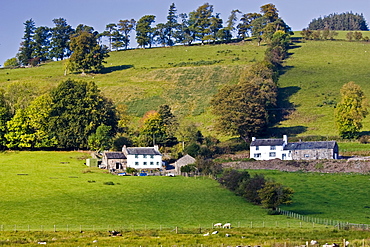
xmin=277 ymin=208 xmax=370 ymax=230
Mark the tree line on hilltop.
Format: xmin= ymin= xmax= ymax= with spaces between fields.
xmin=308 ymin=12 xmax=368 ymax=31
xmin=6 ymin=3 xmax=292 ymax=73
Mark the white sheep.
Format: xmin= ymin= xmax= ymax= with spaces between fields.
xmin=223 ymin=223 xmax=231 ymax=228
xmin=214 ymin=223 xmax=222 ymax=228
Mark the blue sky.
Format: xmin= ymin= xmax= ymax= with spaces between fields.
xmin=1 ymin=0 xmax=369 ymax=66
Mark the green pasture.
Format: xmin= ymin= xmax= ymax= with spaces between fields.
xmin=0 ymin=228 xmax=369 ymax=246
xmin=277 ymin=39 xmax=370 ymax=137
xmin=249 ymin=169 xmax=370 ymax=224
xmin=0 ymin=151 xmax=319 ymax=230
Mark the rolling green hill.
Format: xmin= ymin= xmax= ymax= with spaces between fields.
xmin=2 ymin=34 xmax=370 ymax=139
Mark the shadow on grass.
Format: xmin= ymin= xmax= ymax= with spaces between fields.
xmin=266 ymin=126 xmax=307 ymax=138
xmin=101 ymin=65 xmax=133 ymax=74
xmin=292 ymin=209 xmax=324 ymax=215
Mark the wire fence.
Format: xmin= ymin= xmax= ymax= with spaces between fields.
xmin=277 ymin=208 xmax=370 ymax=230
xmin=0 ymin=220 xmax=332 ymax=232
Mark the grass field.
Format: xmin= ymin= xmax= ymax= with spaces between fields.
xmin=0 ymin=151 xmax=369 ymax=231
xmin=1 ymin=228 xmax=369 ymax=246
xmin=249 ymin=169 xmax=370 ymax=224
xmin=0 ymin=151 xmax=321 ymax=230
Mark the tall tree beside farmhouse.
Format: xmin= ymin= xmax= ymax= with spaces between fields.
xmin=50 ymin=18 xmax=74 ymax=60
xmin=32 ymin=26 xmax=51 ymax=62
xmin=48 ymin=79 xmax=118 ymax=149
xmin=165 ymin=3 xmax=179 ymax=46
xmin=211 ymin=60 xmax=277 ymax=142
xmin=335 ymin=82 xmax=368 ymax=139
xmin=158 ymin=104 xmax=178 ymax=146
xmin=138 ymin=110 xmax=166 ymax=146
xmin=18 ymin=19 xmax=36 ymax=66
xmin=68 ymin=31 xmax=109 ymax=74
xmin=136 ymin=15 xmax=156 ymax=48
xmin=117 ymin=19 xmax=136 ymax=50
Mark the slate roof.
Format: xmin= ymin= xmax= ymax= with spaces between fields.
xmin=250 ymin=139 xmax=285 ymax=146
xmin=176 ymin=154 xmax=196 ymax=167
xmin=126 ymin=147 xmax=161 ymax=155
xmin=284 ymin=141 xmax=337 ymax=150
xmin=104 ymin=152 xmax=126 ymax=159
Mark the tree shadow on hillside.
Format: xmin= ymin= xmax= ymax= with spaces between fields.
xmin=271 ymin=86 xmax=301 ymax=124
xmin=100 ymin=65 xmax=133 ymax=74
xmin=266 ymin=126 xmax=307 ymax=138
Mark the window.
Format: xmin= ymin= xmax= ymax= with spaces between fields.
xmin=135 ymin=154 xmax=138 ymax=159
xmin=254 ymin=153 xmax=261 ymax=158
xmin=143 ymin=162 xmax=147 ymax=165
xmin=270 ymin=146 xmax=276 ymax=150
xmin=304 ymin=154 xmax=310 ymax=158
xmin=143 ymin=155 xmax=147 ymax=158
xmin=269 ymin=152 xmax=276 ymax=157
xmin=150 ymin=162 xmax=154 ymax=165
xmin=255 ymin=146 xmax=259 ymax=151
xmin=135 ymin=162 xmax=139 ymax=166
xmin=150 ymin=155 xmax=154 ymax=159
xmin=156 ymin=162 xmax=159 ymax=165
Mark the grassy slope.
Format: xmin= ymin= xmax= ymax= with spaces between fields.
xmin=0 ymin=43 xmax=265 ymax=137
xmin=277 ymin=35 xmax=370 ymax=137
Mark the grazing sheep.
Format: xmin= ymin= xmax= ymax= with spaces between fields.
xmin=203 ymin=232 xmax=210 ymax=236
xmin=225 ymin=233 xmax=231 ymax=237
xmin=212 ymin=231 xmax=218 ymax=235
xmin=311 ymin=240 xmax=318 ymax=245
xmin=214 ymin=223 xmax=222 ymax=228
xmin=323 ymin=243 xmax=339 ymax=247
xmin=223 ymin=223 xmax=231 ymax=228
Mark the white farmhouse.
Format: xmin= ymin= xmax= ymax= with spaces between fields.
xmin=122 ymin=145 xmax=162 ymax=169
xmin=250 ymin=135 xmax=289 ymax=160
xmin=250 ymin=135 xmax=339 ymax=160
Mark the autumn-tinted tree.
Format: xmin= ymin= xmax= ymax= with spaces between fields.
xmin=335 ymin=81 xmax=368 ymax=139
xmin=136 ymin=15 xmax=156 ymax=48
xmin=18 ymin=19 xmax=36 ymax=65
xmin=69 ymin=31 xmax=109 ymax=74
xmin=138 ymin=110 xmax=166 ymax=146
xmin=50 ymin=18 xmax=74 ymax=60
xmin=48 ymin=79 xmax=118 ymax=149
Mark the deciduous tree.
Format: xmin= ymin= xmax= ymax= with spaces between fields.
xmin=335 ymin=81 xmax=368 ymax=139
xmin=136 ymin=15 xmax=156 ymax=48
xmin=69 ymin=31 xmax=109 ymax=73
xmin=258 ymin=181 xmax=294 ymax=210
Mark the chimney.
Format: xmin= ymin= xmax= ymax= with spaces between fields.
xmin=122 ymin=145 xmax=127 ymax=152
xmin=252 ymin=137 xmax=256 ymax=142
xmin=283 ymin=135 xmax=288 ymax=144
xmin=154 ymin=145 xmax=159 ymax=151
